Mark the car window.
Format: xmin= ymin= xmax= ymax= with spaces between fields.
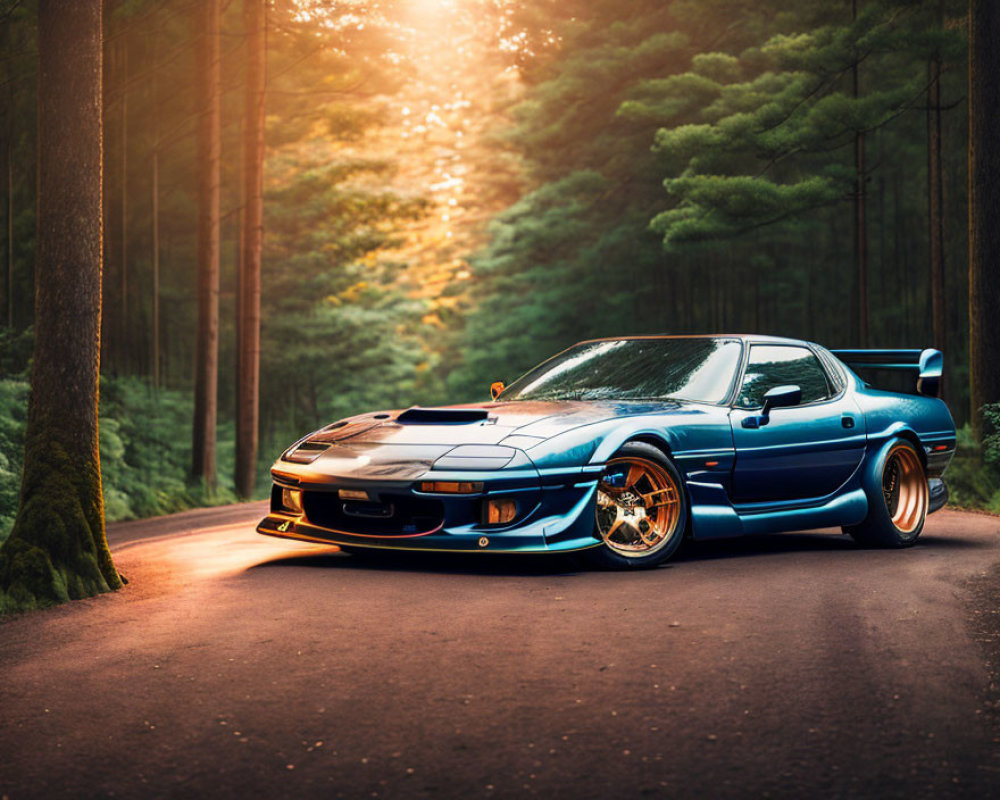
xmin=500 ymin=338 xmax=743 ymax=404
xmin=814 ymin=345 xmax=848 ymax=393
xmin=737 ymin=345 xmax=831 ymax=409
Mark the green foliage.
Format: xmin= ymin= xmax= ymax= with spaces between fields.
xmin=258 ymin=140 xmax=431 ymax=456
xmin=0 ymin=380 xmax=28 ymax=541
xmin=451 ymin=0 xmax=975 ymax=450
xmin=653 ymin=175 xmax=840 ymax=242
xmin=943 ymin=417 xmax=1000 ymax=514
xmin=98 ymin=378 xmax=239 ymax=518
xmin=0 ymin=377 xmax=244 ymax=549
xmin=982 ymin=403 xmax=1000 ymax=468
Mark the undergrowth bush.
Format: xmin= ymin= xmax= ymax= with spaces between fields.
xmin=945 ymin=404 xmax=1000 ymax=513
xmin=1 ymin=377 xmax=240 ymax=543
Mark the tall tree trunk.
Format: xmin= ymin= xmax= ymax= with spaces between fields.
xmin=236 ymin=0 xmax=266 ymax=499
xmin=852 ymin=0 xmax=869 ymax=347
xmin=928 ymin=56 xmax=946 ymax=359
xmin=150 ymin=13 xmax=160 ymax=390
xmin=6 ymin=128 xmax=12 ymax=330
xmin=152 ymin=125 xmax=160 ymax=389
xmin=969 ymin=0 xmax=1000 ymax=440
xmin=120 ymin=42 xmax=128 ymax=373
xmin=4 ymin=21 xmax=11 ymax=329
xmin=191 ymin=0 xmax=222 ymax=489
xmin=0 ymin=0 xmax=121 ymax=609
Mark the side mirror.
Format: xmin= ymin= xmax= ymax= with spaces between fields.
xmin=761 ymin=384 xmax=801 ymax=416
xmin=490 ymin=381 xmax=505 ymax=401
xmin=742 ymin=385 xmax=801 ymax=429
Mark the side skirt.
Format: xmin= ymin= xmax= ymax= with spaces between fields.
xmin=687 ymin=480 xmax=869 ymax=539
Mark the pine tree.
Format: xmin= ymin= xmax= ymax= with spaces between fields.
xmin=191 ymin=0 xmax=222 ymax=490
xmin=968 ymin=0 xmax=1000 ymax=439
xmin=0 ymin=0 xmax=122 ymax=609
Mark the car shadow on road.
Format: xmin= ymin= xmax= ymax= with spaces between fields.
xmin=246 ymin=528 xmax=987 ymax=577
xmin=675 ymin=530 xmax=988 ymax=562
xmin=248 ymin=548 xmax=585 ymax=577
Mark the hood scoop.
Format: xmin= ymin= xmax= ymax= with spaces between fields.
xmin=396 ymin=407 xmax=490 ymax=425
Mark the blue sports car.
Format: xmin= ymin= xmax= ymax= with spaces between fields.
xmin=258 ymin=335 xmax=955 ymax=568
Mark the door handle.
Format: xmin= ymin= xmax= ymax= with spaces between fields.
xmin=841 ymin=415 xmax=855 ymax=429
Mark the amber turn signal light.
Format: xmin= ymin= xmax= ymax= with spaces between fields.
xmin=484 ymin=498 xmax=517 ymax=525
xmin=419 ymin=481 xmax=484 ymax=494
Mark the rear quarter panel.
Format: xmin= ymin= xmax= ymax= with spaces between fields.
xmin=850 ymin=379 xmax=956 ymax=477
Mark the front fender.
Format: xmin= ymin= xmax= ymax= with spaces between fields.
xmin=525 ymin=418 xmax=681 ymax=473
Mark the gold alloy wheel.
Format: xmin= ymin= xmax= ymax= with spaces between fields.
xmin=881 ymin=444 xmax=928 ymax=534
xmin=595 ymin=456 xmax=682 ymax=557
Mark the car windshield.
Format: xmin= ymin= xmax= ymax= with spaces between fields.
xmin=499 ymin=338 xmax=743 ymax=404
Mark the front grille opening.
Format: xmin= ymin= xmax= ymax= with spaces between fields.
xmin=302 ymin=491 xmax=444 ymax=536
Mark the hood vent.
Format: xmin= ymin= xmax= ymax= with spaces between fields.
xmin=310 ymin=420 xmax=383 ymax=443
xmin=396 ymin=407 xmax=489 ymax=425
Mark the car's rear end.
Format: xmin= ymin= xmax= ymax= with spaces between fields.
xmin=830 ymin=347 xmax=955 ymax=513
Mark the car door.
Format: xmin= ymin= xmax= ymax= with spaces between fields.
xmin=729 ymin=344 xmax=866 ymax=504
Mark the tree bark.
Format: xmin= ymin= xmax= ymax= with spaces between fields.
xmin=150 ymin=11 xmax=160 ymax=390
xmin=0 ymin=0 xmax=121 ymax=610
xmin=852 ymin=0 xmax=869 ymax=347
xmin=927 ymin=56 xmax=947 ymax=360
xmin=4 ymin=21 xmax=11 ymax=329
xmin=120 ymin=42 xmax=128 ymax=372
xmin=6 ymin=126 xmax=11 ymax=330
xmin=236 ymin=0 xmax=266 ymax=499
xmin=152 ymin=124 xmax=160 ymax=390
xmin=191 ymin=0 xmax=222 ymax=489
xmin=969 ymin=0 xmax=1000 ymax=439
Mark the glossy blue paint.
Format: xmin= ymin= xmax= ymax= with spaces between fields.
xmin=258 ymin=334 xmax=956 ymax=554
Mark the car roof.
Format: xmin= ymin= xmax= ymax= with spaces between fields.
xmin=575 ymin=334 xmax=817 ymax=348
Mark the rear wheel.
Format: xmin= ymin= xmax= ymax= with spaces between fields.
xmin=846 ymin=439 xmax=927 ymax=548
xmin=583 ymin=442 xmax=687 ymax=570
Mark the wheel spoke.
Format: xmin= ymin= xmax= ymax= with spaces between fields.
xmin=638 ymin=522 xmax=659 ymax=546
xmin=604 ymin=517 xmax=627 ymax=541
xmin=595 ymin=456 xmax=682 ymax=558
xmin=641 ymin=487 xmax=677 ymax=509
xmin=625 ymin=463 xmax=644 ymax=490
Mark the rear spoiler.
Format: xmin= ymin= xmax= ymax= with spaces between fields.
xmin=830 ymin=348 xmax=942 ymax=397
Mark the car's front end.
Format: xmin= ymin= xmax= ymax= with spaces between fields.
xmin=257 ymin=406 xmax=607 ymax=554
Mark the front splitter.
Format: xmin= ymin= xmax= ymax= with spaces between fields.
xmin=256 ymin=513 xmax=600 ymax=554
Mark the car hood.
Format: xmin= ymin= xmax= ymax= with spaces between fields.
xmin=306 ymin=399 xmax=687 ymax=449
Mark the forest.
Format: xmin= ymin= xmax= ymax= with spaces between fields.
xmin=0 ymin=0 xmax=998 ymax=604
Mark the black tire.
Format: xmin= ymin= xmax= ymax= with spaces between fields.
xmin=846 ymin=438 xmax=927 ymax=548
xmin=582 ymin=441 xmax=688 ymax=570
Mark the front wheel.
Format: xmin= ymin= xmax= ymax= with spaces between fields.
xmin=846 ymin=439 xmax=928 ymax=548
xmin=582 ymin=442 xmax=688 ymax=570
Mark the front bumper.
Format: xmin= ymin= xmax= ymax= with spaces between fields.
xmin=257 ymin=458 xmax=603 ymax=553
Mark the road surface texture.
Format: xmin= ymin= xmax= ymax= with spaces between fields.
xmin=1 ymin=504 xmax=998 ymax=799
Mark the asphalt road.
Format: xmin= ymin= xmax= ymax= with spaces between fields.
xmin=1 ymin=504 xmax=999 ymax=799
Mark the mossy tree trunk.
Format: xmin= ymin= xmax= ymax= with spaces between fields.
xmin=0 ymin=0 xmax=121 ymax=611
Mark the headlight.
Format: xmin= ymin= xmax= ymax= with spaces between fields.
xmin=433 ymin=445 xmax=516 ymax=471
